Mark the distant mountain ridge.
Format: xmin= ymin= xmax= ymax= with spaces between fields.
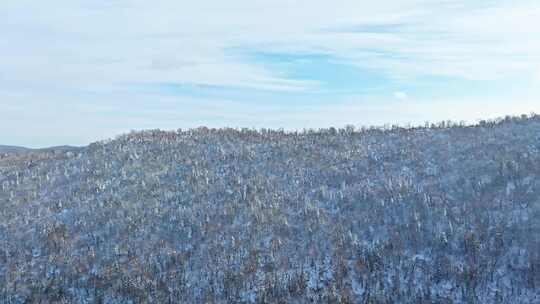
xmin=0 ymin=144 xmax=82 ymax=153
xmin=0 ymin=145 xmax=30 ymax=153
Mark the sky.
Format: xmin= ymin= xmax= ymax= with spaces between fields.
xmin=1 ymin=0 xmax=540 ymax=147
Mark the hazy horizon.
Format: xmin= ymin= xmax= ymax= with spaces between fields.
xmin=1 ymin=113 xmax=537 ymax=149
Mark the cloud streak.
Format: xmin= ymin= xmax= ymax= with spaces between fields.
xmin=1 ymin=0 xmax=539 ymax=146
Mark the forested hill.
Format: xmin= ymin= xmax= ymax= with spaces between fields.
xmin=1 ymin=115 xmax=540 ymax=303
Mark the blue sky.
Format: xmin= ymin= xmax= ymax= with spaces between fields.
xmin=1 ymin=0 xmax=540 ymax=147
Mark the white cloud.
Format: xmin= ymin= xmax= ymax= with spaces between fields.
xmin=3 ymin=0 xmax=539 ymax=91
xmin=1 ymin=0 xmax=540 ymax=146
xmin=393 ymin=91 xmax=408 ymax=100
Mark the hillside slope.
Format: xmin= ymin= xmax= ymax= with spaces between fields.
xmin=1 ymin=116 xmax=540 ymax=303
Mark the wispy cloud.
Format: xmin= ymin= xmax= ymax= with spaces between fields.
xmin=1 ymin=0 xmax=539 ymax=146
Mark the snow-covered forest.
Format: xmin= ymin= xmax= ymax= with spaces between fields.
xmin=1 ymin=115 xmax=540 ymax=303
